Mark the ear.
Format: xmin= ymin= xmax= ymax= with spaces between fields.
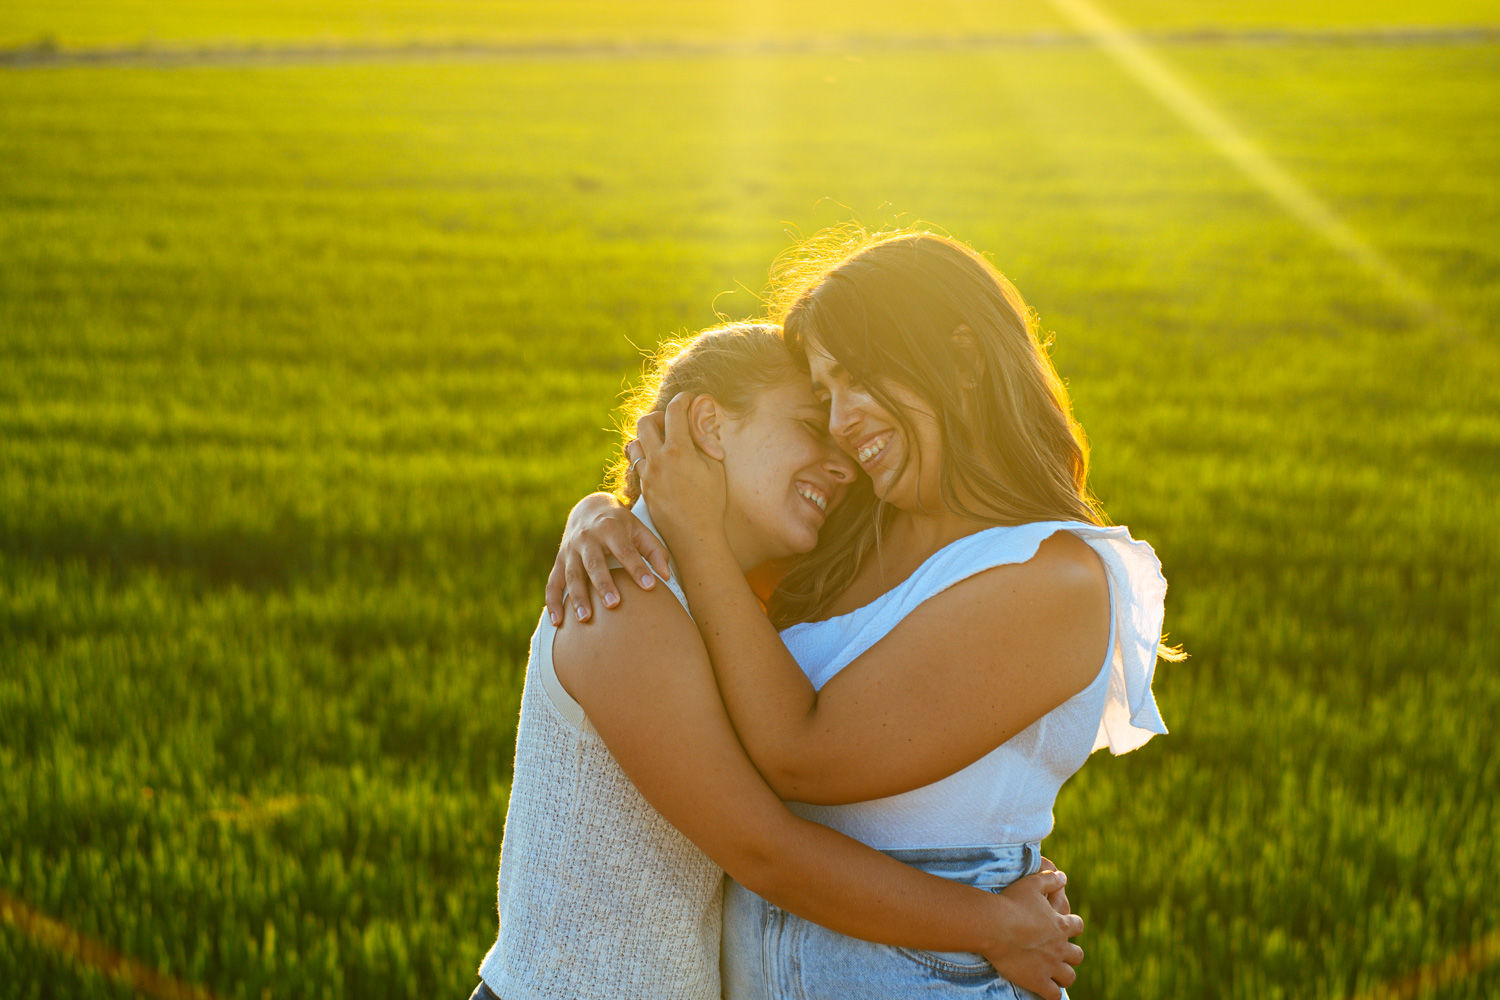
xmin=952 ymin=325 xmax=984 ymax=388
xmin=687 ymin=394 xmax=728 ymax=460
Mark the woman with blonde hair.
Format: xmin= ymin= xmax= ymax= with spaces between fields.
xmin=550 ymin=230 xmax=1173 ymax=999
xmin=472 ymin=320 xmax=1083 ymax=1000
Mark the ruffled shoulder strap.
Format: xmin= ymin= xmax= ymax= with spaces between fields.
xmin=1058 ymin=524 xmax=1170 ymax=755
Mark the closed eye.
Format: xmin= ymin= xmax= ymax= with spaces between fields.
xmin=801 ymin=418 xmax=832 ymax=439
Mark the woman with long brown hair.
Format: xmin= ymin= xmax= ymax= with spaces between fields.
xmin=551 ymin=229 xmax=1173 ymax=999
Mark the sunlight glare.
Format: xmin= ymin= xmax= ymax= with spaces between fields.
xmin=1044 ymin=0 xmax=1442 ymax=323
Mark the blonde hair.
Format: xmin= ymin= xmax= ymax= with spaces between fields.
xmin=606 ymin=323 xmax=806 ymax=503
xmin=765 ymin=228 xmax=1182 ymax=660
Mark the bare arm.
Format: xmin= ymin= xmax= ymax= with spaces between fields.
xmin=554 ymin=579 xmax=1083 ymax=997
xmin=636 ymin=394 xmax=1111 ymax=805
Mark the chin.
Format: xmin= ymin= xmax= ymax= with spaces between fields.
xmin=867 ymin=467 xmax=898 ymax=499
xmin=783 ymin=528 xmax=821 ymax=557
xmin=875 ymin=471 xmax=922 ymax=510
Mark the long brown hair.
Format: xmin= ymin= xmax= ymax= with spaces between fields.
xmin=765 ymin=228 xmax=1105 ymax=628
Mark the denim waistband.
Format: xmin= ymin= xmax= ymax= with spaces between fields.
xmin=877 ymin=842 xmax=1042 ymax=890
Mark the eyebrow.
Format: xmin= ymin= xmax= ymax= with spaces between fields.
xmin=807 ymin=360 xmax=843 ymax=394
xmin=794 ymin=403 xmax=830 ymax=418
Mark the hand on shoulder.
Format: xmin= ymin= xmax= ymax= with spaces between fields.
xmin=551 ymin=568 xmax=700 ymax=713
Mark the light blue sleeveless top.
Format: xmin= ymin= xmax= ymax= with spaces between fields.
xmin=781 ymin=521 xmax=1169 ymax=848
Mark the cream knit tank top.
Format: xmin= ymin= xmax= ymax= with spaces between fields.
xmin=478 ymin=504 xmax=723 ymax=1000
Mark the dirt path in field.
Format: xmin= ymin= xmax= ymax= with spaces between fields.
xmin=2 ymin=25 xmax=1497 ymax=69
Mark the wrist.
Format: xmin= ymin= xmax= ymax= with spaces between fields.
xmin=670 ymin=528 xmax=737 ymax=576
xmin=973 ymin=890 xmax=1021 ymax=961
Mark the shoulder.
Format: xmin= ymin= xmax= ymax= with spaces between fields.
xmin=1027 ymin=529 xmax=1109 ymax=594
xmin=554 ymin=569 xmax=696 ymax=657
xmin=553 ymin=569 xmax=702 ymax=694
xmin=920 ymin=527 xmax=1109 ymax=646
xmin=918 ymin=529 xmax=1111 ymax=691
xmin=949 ymin=525 xmax=1107 ymax=601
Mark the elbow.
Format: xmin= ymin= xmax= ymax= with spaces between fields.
xmin=748 ymin=713 xmax=859 ymax=805
xmin=717 ymin=818 xmax=807 ymax=902
xmin=759 ymin=758 xmax=813 ymax=802
xmin=759 ymin=758 xmax=865 ymax=807
xmin=745 ymin=722 xmax=863 ymax=804
xmin=722 ymin=844 xmax=780 ymax=901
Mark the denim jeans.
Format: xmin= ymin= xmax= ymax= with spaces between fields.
xmin=722 ymin=842 xmax=1065 ymax=1000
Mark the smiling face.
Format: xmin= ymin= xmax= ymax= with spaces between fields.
xmin=715 ymin=374 xmax=859 ymax=569
xmin=804 ymin=340 xmax=945 ymax=513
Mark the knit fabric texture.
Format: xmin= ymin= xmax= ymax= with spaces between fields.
xmin=479 ymin=504 xmax=723 ymax=1000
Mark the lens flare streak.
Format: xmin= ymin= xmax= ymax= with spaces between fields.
xmin=1043 ymin=0 xmax=1442 ymax=322
xmin=0 ymin=889 xmax=221 ymax=1000
xmin=1349 ymin=926 xmax=1500 ymax=1000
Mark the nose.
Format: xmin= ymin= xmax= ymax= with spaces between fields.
xmin=825 ymin=446 xmax=857 ymax=483
xmin=827 ymin=390 xmax=862 ymax=451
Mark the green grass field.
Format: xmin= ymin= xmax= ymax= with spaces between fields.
xmin=3 ymin=2 xmax=1498 ymax=998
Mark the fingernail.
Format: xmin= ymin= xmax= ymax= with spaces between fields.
xmin=603 ymin=592 xmax=619 ymax=608
xmin=575 ymin=604 xmax=589 ymax=621
xmin=640 ymin=574 xmax=655 ymax=588
xmin=549 ymin=610 xmax=561 ymax=626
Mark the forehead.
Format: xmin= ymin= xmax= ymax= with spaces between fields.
xmin=802 ymin=341 xmax=840 ymax=383
xmin=754 ymin=371 xmax=822 ymax=412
